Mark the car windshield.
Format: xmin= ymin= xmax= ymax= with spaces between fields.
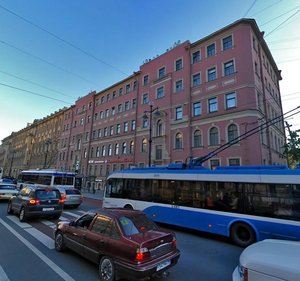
xmin=119 ymin=214 xmax=158 ymax=236
xmin=0 ymin=185 xmax=16 ymax=190
xmin=36 ymin=190 xmax=60 ymax=199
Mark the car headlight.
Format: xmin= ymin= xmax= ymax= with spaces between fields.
xmin=238 ymin=264 xmax=248 ymax=281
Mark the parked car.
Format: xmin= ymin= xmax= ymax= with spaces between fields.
xmin=62 ymin=188 xmax=83 ymax=208
xmin=7 ymin=185 xmax=64 ymax=222
xmin=54 ymin=208 xmax=180 ymax=281
xmin=0 ymin=183 xmax=18 ymax=200
xmin=233 ymin=239 xmax=300 ymax=281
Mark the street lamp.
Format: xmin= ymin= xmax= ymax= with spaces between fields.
xmin=143 ymin=103 xmax=159 ymax=167
xmin=43 ymin=139 xmax=52 ymax=168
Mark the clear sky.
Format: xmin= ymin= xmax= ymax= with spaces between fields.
xmin=1 ymin=0 xmax=300 ymax=144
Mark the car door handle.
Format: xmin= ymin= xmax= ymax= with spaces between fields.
xmin=72 ymin=233 xmax=78 ymax=236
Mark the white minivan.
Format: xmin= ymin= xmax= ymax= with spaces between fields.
xmin=233 ymin=239 xmax=300 ymax=281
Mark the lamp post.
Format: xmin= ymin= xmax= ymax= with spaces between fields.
xmin=43 ymin=139 xmax=52 ymax=168
xmin=143 ymin=104 xmax=158 ymax=167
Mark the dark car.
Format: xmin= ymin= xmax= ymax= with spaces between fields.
xmin=7 ymin=185 xmax=64 ymax=222
xmin=54 ymin=208 xmax=180 ymax=281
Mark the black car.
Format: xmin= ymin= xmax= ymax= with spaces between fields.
xmin=7 ymin=185 xmax=64 ymax=222
xmin=54 ymin=208 xmax=180 ymax=281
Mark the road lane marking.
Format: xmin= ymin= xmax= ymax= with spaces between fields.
xmin=0 ymin=218 xmax=75 ymax=281
xmin=6 ymin=216 xmax=31 ymax=228
xmin=24 ymin=227 xmax=54 ymax=249
xmin=0 ymin=265 xmax=10 ymax=281
xmin=40 ymin=219 xmax=56 ymax=229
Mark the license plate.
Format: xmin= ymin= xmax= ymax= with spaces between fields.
xmin=42 ymin=207 xmax=54 ymax=211
xmin=156 ymin=260 xmax=171 ymax=271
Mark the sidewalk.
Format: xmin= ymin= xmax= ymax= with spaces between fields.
xmin=80 ymin=188 xmax=104 ymax=200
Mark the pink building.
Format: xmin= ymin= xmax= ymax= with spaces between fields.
xmin=57 ymin=19 xmax=286 ymax=187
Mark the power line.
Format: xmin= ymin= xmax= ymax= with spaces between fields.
xmin=0 ymin=39 xmax=98 ymax=86
xmin=0 ymin=82 xmax=72 ymax=104
xmin=243 ymin=0 xmax=257 ymax=17
xmin=0 ymin=69 xmax=75 ymax=99
xmin=248 ymin=0 xmax=282 ymax=17
xmin=0 ymin=3 xmax=128 ymax=76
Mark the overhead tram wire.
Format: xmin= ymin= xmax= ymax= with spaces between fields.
xmin=243 ymin=0 xmax=257 ymax=17
xmin=191 ymin=106 xmax=300 ymax=165
xmin=0 ymin=4 xmax=128 ymax=76
xmin=0 ymin=39 xmax=98 ymax=87
xmin=0 ymin=82 xmax=73 ymax=105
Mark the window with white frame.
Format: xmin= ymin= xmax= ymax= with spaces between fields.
xmin=207 ymin=43 xmax=216 ymax=57
xmin=175 ymin=80 xmax=183 ymax=92
xmin=104 ymin=127 xmax=108 ymax=137
xmin=126 ymin=84 xmax=130 ymax=94
xmin=224 ymin=60 xmax=234 ymax=76
xmin=193 ymin=130 xmax=202 ymax=147
xmin=156 ymin=145 xmax=162 ymax=160
xmin=118 ymin=104 xmax=122 ymax=113
xmin=142 ymin=138 xmax=148 ymax=152
xmin=193 ymin=102 xmax=201 ymax=116
xmin=122 ymin=142 xmax=127 ymax=154
xmin=114 ymin=143 xmax=119 ymax=155
xmin=96 ymin=146 xmax=100 ymax=157
xmin=116 ymin=124 xmax=121 ymax=134
xmin=131 ymin=120 xmax=136 ymax=130
xmin=222 ymin=35 xmax=233 ymax=50
xmin=226 ymin=92 xmax=236 ymax=109
xmin=111 ymin=106 xmax=115 ymax=116
xmin=142 ymin=93 xmax=149 ymax=104
xmin=209 ymin=127 xmax=219 ymax=146
xmin=228 ymin=124 xmax=238 ymax=143
xmin=192 ymin=50 xmax=200 ymax=63
xmin=175 ymin=58 xmax=183 ymax=71
xmin=207 ymin=67 xmax=216 ymax=81
xmin=129 ymin=141 xmax=134 ymax=154
xmin=175 ymin=132 xmax=183 ymax=149
xmin=119 ymin=88 xmax=123 ymax=96
xmin=208 ymin=97 xmax=218 ymax=112
xmin=102 ymin=145 xmax=106 ymax=157
xmin=125 ymin=101 xmax=130 ymax=111
xmin=108 ymin=144 xmax=112 ymax=156
xmin=175 ymin=106 xmax=183 ymax=120
xmin=156 ymin=119 xmax=163 ymax=136
xmin=192 ymin=73 xmax=201 ymax=87
xmin=229 ymin=158 xmax=240 ymax=166
xmin=156 ymin=86 xmax=165 ymax=99
xmin=143 ymin=75 xmax=149 ymax=86
xmin=124 ymin=122 xmax=128 ymax=132
xmin=158 ymin=67 xmax=166 ymax=78
xmin=110 ymin=126 xmax=114 ymax=136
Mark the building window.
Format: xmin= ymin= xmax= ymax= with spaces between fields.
xmin=132 ymin=98 xmax=136 ymax=108
xmin=125 ymin=101 xmax=130 ymax=111
xmin=156 ymin=119 xmax=163 ymax=136
xmin=105 ymin=109 xmax=109 ymax=117
xmin=175 ymin=106 xmax=183 ymax=120
xmin=192 ymin=73 xmax=201 ymax=87
xmin=175 ymin=132 xmax=183 ymax=149
xmin=209 ymin=127 xmax=219 ymax=146
xmin=119 ymin=88 xmax=123 ymax=96
xmin=101 ymin=145 xmax=106 ymax=157
xmin=175 ymin=80 xmax=183 ymax=92
xmin=111 ymin=106 xmax=115 ymax=116
xmin=84 ymin=148 xmax=87 ymax=158
xmin=97 ymin=129 xmax=101 ymax=138
xmin=192 ymin=50 xmax=200 ymax=63
xmin=124 ymin=122 xmax=128 ymax=132
xmin=156 ymin=145 xmax=162 ymax=160
xmin=142 ymin=93 xmax=149 ymax=104
xmin=224 ymin=60 xmax=234 ymax=76
xmin=228 ymin=124 xmax=238 ymax=143
xmin=112 ymin=91 xmax=116 ymax=99
xmin=116 ymin=124 xmax=121 ymax=134
xmin=156 ymin=86 xmax=165 ymax=99
xmin=131 ymin=120 xmax=136 ymax=130
xmin=175 ymin=58 xmax=183 ymax=71
xmin=222 ymin=35 xmax=233 ymax=50
xmin=129 ymin=141 xmax=134 ymax=154
xmin=207 ymin=43 xmax=216 ymax=57
xmin=226 ymin=92 xmax=236 ymax=109
xmin=193 ymin=102 xmax=201 ymax=116
xmin=108 ymin=144 xmax=112 ymax=156
xmin=142 ymin=138 xmax=148 ymax=152
xmin=207 ymin=67 xmax=216 ymax=81
xmin=122 ymin=142 xmax=127 ymax=154
xmin=210 ymin=159 xmax=220 ymax=170
xmin=96 ymin=147 xmax=100 ymax=157
xmin=100 ymin=111 xmax=104 ymax=119
xmin=158 ymin=67 xmax=166 ymax=78
xmin=209 ymin=97 xmax=218 ymax=113
xmin=143 ymin=75 xmax=149 ymax=86
xmin=114 ymin=143 xmax=119 ymax=155
xmin=229 ymin=158 xmax=240 ymax=166
xmin=85 ymin=132 xmax=89 ymax=141
xmin=126 ymin=84 xmax=130 ymax=94
xmin=110 ymin=126 xmax=114 ymax=136
xmin=90 ymin=147 xmax=94 ymax=158
xmin=118 ymin=104 xmax=122 ymax=113
xmin=133 ymin=81 xmax=137 ymax=90
xmin=193 ymin=130 xmax=202 ymax=147
xmin=104 ymin=127 xmax=108 ymax=137
xmin=107 ymin=94 xmax=110 ymax=102
xmin=77 ymin=138 xmax=81 ymax=150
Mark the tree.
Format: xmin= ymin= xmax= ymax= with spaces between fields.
xmin=283 ymin=129 xmax=300 ymax=168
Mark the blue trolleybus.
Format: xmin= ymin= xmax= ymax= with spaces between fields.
xmin=103 ymin=164 xmax=300 ymax=246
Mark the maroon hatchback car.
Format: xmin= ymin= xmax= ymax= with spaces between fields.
xmin=54 ymin=208 xmax=180 ymax=281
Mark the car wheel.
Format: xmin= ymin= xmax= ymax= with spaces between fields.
xmin=55 ymin=231 xmax=66 ymax=252
xmin=19 ymin=207 xmax=27 ymax=222
xmin=123 ymin=204 xmax=133 ymax=210
xmin=99 ymin=256 xmax=115 ymax=281
xmin=230 ymin=222 xmax=256 ymax=247
xmin=7 ymin=201 xmax=14 ymax=214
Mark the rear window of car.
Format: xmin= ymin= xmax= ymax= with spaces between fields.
xmin=119 ymin=214 xmax=158 ymax=236
xmin=66 ymin=189 xmax=81 ymax=195
xmin=35 ymin=190 xmax=61 ymax=199
xmin=0 ymin=185 xmax=16 ymax=190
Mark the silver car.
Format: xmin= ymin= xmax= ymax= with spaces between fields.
xmin=63 ymin=188 xmax=83 ymax=208
xmin=0 ymin=183 xmax=18 ymax=200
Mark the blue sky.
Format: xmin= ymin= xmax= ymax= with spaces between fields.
xmin=1 ymin=0 xmax=300 ymax=143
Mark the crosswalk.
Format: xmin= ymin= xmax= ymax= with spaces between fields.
xmin=6 ymin=209 xmax=87 ymax=250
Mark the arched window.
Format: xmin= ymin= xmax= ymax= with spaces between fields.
xmin=156 ymin=119 xmax=163 ymax=136
xmin=193 ymin=130 xmax=202 ymax=147
xmin=108 ymin=144 xmax=112 ymax=156
xmin=142 ymin=138 xmax=148 ymax=152
xmin=96 ymin=146 xmax=100 ymax=157
xmin=228 ymin=124 xmax=238 ymax=143
xmin=122 ymin=142 xmax=127 ymax=154
xmin=114 ymin=143 xmax=119 ymax=155
xmin=129 ymin=141 xmax=134 ymax=154
xmin=175 ymin=132 xmax=183 ymax=149
xmin=101 ymin=145 xmax=106 ymax=157
xmin=209 ymin=127 xmax=219 ymax=146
